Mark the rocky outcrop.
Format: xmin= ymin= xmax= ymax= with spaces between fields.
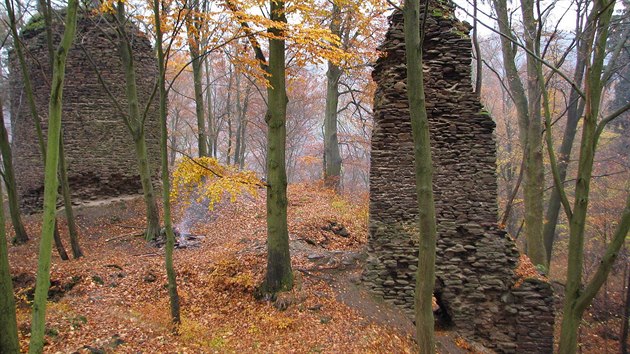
xmin=9 ymin=13 xmax=160 ymax=213
xmin=363 ymin=3 xmax=554 ymax=352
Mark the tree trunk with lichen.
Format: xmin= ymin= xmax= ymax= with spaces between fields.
xmin=153 ymin=0 xmax=181 ymax=324
xmin=553 ymin=0 xmax=630 ymax=351
xmin=186 ymin=0 xmax=208 ymax=158
xmin=0 ymin=179 xmax=19 ymax=354
xmin=261 ymin=0 xmax=293 ymax=294
xmin=58 ymin=136 xmax=83 ymax=258
xmin=29 ymin=0 xmax=79 ymax=350
xmin=116 ymin=1 xmax=161 ymax=241
xmin=323 ymin=2 xmax=342 ymax=191
xmin=403 ymin=1 xmax=437 ymax=352
xmin=0 ymin=95 xmax=29 ymax=244
xmin=492 ymin=0 xmax=547 ymax=269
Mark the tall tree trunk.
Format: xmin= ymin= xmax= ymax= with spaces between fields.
xmin=5 ymin=0 xmax=44 ymax=245
xmin=520 ymin=0 xmax=547 ymax=269
xmin=323 ymin=2 xmax=343 ymax=191
xmin=499 ymin=97 xmax=521 ymax=236
xmin=557 ymin=1 xmax=628 ymax=350
xmin=204 ymin=59 xmax=215 ymax=157
xmin=226 ymin=68 xmax=234 ymax=165
xmin=132 ymin=134 xmax=161 ymax=241
xmin=29 ymin=0 xmax=79 ymax=350
xmin=192 ymin=54 xmax=208 ymax=157
xmin=186 ymin=0 xmax=208 ymax=157
xmin=261 ymin=0 xmax=293 ymax=294
xmin=58 ymin=136 xmax=83 ymax=258
xmin=39 ymin=0 xmax=81 ymax=259
xmin=169 ymin=111 xmax=179 ymax=166
xmin=621 ymin=263 xmax=630 ymax=354
xmin=117 ymin=1 xmax=161 ymax=241
xmin=227 ymin=117 xmax=233 ymax=165
xmin=0 ymin=179 xmax=19 ymax=353
xmin=472 ymin=0 xmax=482 ymax=94
xmin=52 ymin=223 xmax=69 ymax=261
xmin=492 ymin=0 xmax=547 ymax=268
xmin=238 ymin=87 xmax=250 ymax=170
xmin=403 ymin=1 xmax=437 ymax=352
xmin=239 ymin=117 xmax=247 ymax=169
xmin=153 ymin=0 xmax=180 ymax=324
xmin=0 ymin=95 xmax=29 ymax=244
xmin=234 ymin=74 xmax=242 ymax=167
xmin=169 ymin=136 xmax=177 ymax=166
xmin=543 ymin=25 xmax=588 ymax=268
xmin=6 ymin=0 xmax=45 ymax=157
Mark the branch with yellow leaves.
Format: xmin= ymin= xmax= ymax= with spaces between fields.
xmin=170 ymin=145 xmax=269 ymax=188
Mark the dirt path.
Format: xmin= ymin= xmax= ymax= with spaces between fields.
xmin=283 ymin=239 xmax=479 ymax=354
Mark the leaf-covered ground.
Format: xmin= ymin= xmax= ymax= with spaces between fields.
xmin=7 ymin=183 xmax=621 ymax=353
xmin=7 ymin=183 xmax=459 ymax=353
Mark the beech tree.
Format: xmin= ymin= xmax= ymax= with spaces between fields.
xmin=0 ymin=53 xmax=26 ymax=246
xmin=29 ymin=0 xmax=79 ymax=350
xmin=152 ymin=0 xmax=181 ymax=324
xmin=87 ymin=1 xmax=163 ymax=241
xmin=185 ymin=0 xmax=209 ymax=157
xmin=403 ymin=0 xmax=437 ymax=351
xmin=541 ymin=14 xmax=589 ymax=268
xmin=1 ymin=0 xmax=29 ymax=245
xmin=545 ymin=0 xmax=630 ymax=350
xmin=0 ymin=102 xmax=19 ymax=354
xmin=491 ymin=0 xmax=547 ymax=269
xmin=260 ymin=0 xmax=293 ymax=293
xmin=225 ymin=0 xmax=348 ymax=294
xmin=323 ymin=1 xmax=343 ymax=190
xmin=0 ymin=93 xmax=27 ymax=245
xmin=322 ymin=0 xmax=383 ymax=191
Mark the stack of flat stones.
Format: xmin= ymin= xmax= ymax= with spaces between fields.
xmin=9 ymin=13 xmax=161 ymax=213
xmin=363 ymin=2 xmax=554 ymax=352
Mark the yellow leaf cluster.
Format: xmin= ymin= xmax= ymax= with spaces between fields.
xmin=171 ymin=157 xmax=263 ymax=210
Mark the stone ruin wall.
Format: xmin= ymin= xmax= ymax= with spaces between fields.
xmin=10 ymin=15 xmax=161 ymax=213
xmin=362 ymin=3 xmax=554 ymax=353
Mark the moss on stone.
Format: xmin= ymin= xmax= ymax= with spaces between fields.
xmin=21 ymin=13 xmax=46 ymax=36
xmin=432 ymin=9 xmax=444 ymax=17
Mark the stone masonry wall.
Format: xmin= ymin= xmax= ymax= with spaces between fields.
xmin=10 ymin=14 xmax=160 ymax=213
xmin=362 ymin=3 xmax=554 ymax=353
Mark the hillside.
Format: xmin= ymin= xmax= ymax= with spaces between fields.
xmin=6 ymin=184 xmax=480 ymax=353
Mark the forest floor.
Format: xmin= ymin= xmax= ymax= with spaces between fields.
xmin=6 ymin=183 xmax=481 ymax=353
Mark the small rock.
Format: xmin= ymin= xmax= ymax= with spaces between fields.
xmin=320 ymin=316 xmax=332 ymax=324
xmin=308 ymin=304 xmax=323 ymax=311
xmin=83 ymin=346 xmax=105 ymax=354
xmin=108 ymin=334 xmax=125 ymax=348
xmin=274 ymin=293 xmax=295 ymax=311
xmin=143 ymin=272 xmax=157 ymax=283
xmin=91 ymin=276 xmax=104 ymax=285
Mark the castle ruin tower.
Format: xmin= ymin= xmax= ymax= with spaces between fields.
xmin=9 ymin=13 xmax=161 ymax=213
xmin=362 ymin=2 xmax=555 ymax=352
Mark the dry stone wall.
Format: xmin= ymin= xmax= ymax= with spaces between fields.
xmin=10 ymin=14 xmax=161 ymax=213
xmin=363 ymin=3 xmax=554 ymax=352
